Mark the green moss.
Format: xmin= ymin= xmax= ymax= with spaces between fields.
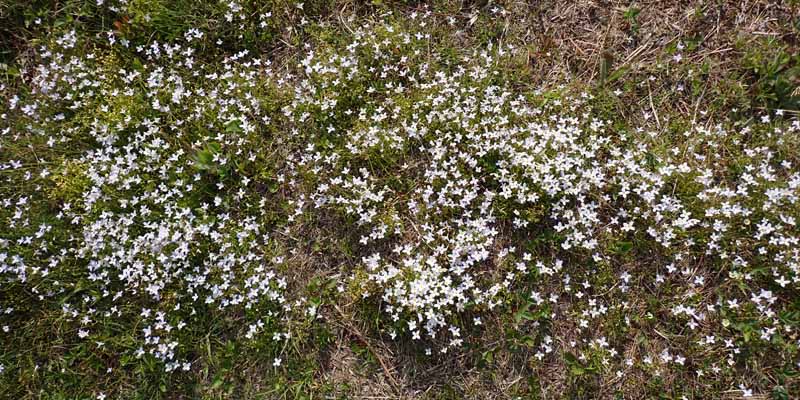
xmin=48 ymin=159 xmax=91 ymax=205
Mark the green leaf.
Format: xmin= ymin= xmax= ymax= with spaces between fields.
xmin=514 ymin=303 xmax=535 ymax=324
xmin=606 ymin=66 xmax=629 ymax=84
xmin=570 ymin=364 xmax=585 ymax=376
xmin=599 ymin=51 xmax=613 ymax=85
xmin=482 ymin=350 xmax=493 ymax=364
xmin=564 ymin=352 xmax=585 ymax=376
xmin=225 ymin=119 xmax=243 ymax=134
xmin=613 ymin=241 xmax=634 ymax=254
xmin=193 ymin=149 xmax=214 ymax=170
xmin=207 ymin=142 xmax=222 ymax=153
xmin=211 ymin=376 xmax=224 ymax=390
xmin=132 ymin=57 xmax=144 ymax=72
xmin=522 ymin=335 xmax=536 ymax=347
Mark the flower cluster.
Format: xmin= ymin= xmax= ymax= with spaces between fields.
xmin=283 ymin=21 xmax=800 ymax=389
xmin=2 ymin=13 xmax=799 ymax=397
xmin=2 ymin=27 xmax=294 ymax=371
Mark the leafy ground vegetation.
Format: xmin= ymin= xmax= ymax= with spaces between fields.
xmin=2 ymin=0 xmax=800 ymax=399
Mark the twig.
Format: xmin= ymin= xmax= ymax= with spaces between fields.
xmin=646 ymin=80 xmax=661 ymax=130
xmin=338 ymin=2 xmax=354 ymax=35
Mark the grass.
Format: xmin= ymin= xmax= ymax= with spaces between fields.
xmin=2 ymin=1 xmax=800 ymax=399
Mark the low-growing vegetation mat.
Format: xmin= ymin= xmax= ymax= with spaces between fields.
xmin=2 ymin=1 xmax=800 ymax=399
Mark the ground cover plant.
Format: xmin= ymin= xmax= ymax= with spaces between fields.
xmin=2 ymin=1 xmax=800 ymax=399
